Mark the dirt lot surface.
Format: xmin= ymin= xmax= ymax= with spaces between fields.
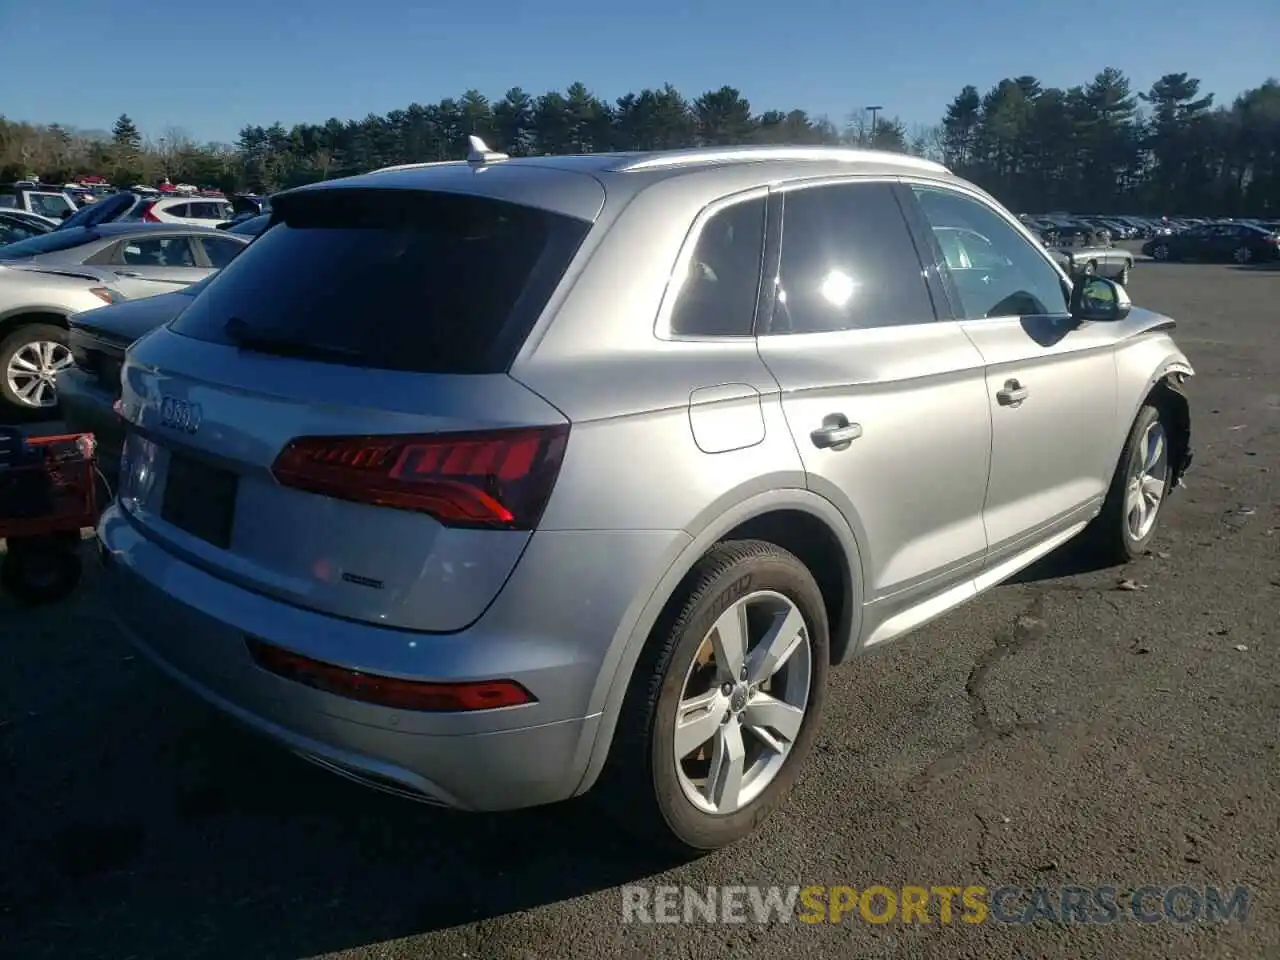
xmin=2 ymin=259 xmax=1277 ymax=960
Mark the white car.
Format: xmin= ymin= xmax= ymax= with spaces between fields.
xmin=135 ymin=195 xmax=234 ymax=227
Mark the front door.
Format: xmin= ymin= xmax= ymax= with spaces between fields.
xmin=755 ymin=179 xmax=992 ymax=616
xmin=903 ymin=184 xmax=1119 ymax=560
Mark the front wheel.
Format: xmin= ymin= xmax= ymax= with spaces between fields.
xmin=599 ymin=539 xmax=830 ymax=852
xmin=1083 ymin=260 xmax=1097 ymax=277
xmin=0 ymin=323 xmax=73 ymax=412
xmin=1117 ymin=263 xmax=1131 ymax=286
xmin=1232 ymin=245 xmax=1253 ymax=264
xmin=1085 ymin=404 xmax=1171 ymax=564
xmin=1152 ymin=244 xmax=1170 ymax=261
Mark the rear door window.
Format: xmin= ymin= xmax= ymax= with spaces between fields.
xmin=164 ymin=203 xmax=190 ymax=218
xmin=30 ymin=194 xmax=74 ymax=219
xmin=170 ymin=188 xmax=593 ymax=374
xmin=117 ymin=236 xmax=198 ymax=266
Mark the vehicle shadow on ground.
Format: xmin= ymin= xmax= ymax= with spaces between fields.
xmin=1231 ymin=261 xmax=1280 ymax=272
xmin=1004 ymin=536 xmax=1120 ymax=584
xmin=0 ymin=616 xmax=693 ymax=959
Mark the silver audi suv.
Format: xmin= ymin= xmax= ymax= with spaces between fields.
xmin=99 ymin=141 xmax=1193 ymax=851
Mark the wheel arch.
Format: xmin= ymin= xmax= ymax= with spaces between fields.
xmin=572 ymin=487 xmax=865 ymax=797
xmin=0 ymin=308 xmax=70 ymax=343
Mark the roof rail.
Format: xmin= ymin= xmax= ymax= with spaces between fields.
xmin=611 ymin=145 xmax=949 ymax=174
xmin=368 ymin=160 xmax=464 ymax=175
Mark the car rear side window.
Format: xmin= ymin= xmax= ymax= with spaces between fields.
xmin=768 ymin=182 xmax=935 ymax=334
xmin=169 ymin=188 xmax=593 ymax=374
xmin=667 ymin=196 xmax=766 ymax=338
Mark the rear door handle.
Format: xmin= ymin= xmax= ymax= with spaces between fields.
xmin=997 ymin=379 xmax=1029 ymax=406
xmin=117 ymin=271 xmax=141 ymax=277
xmin=810 ymin=414 xmax=863 ymax=451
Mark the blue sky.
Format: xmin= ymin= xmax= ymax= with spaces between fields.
xmin=4 ymin=0 xmax=1277 ymax=145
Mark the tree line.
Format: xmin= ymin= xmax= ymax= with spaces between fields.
xmin=2 ymin=69 xmax=1277 ymax=215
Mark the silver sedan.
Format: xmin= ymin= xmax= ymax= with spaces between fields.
xmin=0 ymin=223 xmax=249 ymax=300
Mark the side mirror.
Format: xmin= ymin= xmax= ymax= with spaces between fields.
xmin=59 ymin=209 xmax=74 ymax=220
xmin=1071 ymin=276 xmax=1130 ymax=322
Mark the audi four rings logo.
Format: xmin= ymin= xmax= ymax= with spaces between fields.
xmin=159 ymin=396 xmax=202 ymax=434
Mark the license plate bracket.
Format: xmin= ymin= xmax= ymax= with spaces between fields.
xmin=161 ymin=453 xmax=237 ymax=548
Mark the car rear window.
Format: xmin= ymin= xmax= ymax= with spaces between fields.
xmin=169 ymin=188 xmax=592 ymax=374
xmin=0 ymin=227 xmax=96 ymax=258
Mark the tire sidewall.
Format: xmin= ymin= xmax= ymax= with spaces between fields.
xmin=649 ymin=551 xmax=829 ymax=849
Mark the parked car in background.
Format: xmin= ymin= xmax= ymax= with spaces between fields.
xmin=1053 ymin=242 xmax=1135 ymax=284
xmin=0 ymin=184 xmax=78 ymax=221
xmin=0 ymin=224 xmax=250 ymax=298
xmin=0 ymin=211 xmax=57 ymax=244
xmin=0 ymin=263 xmax=125 ymax=410
xmin=100 ymin=142 xmax=1194 ymax=853
xmin=54 ymin=191 xmax=147 ymax=232
xmin=1142 ymin=222 xmax=1280 ymax=264
xmin=222 ymin=213 xmax=271 ymax=237
xmin=130 ymin=195 xmax=235 ymax=227
xmin=62 ymin=274 xmax=216 ymax=472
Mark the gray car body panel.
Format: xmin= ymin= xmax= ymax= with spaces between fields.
xmin=100 ymin=146 xmax=1193 ymax=811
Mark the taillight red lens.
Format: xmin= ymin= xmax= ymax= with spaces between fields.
xmin=245 ymin=637 xmax=536 ymax=711
xmin=139 ymin=202 xmax=160 ymax=222
xmin=270 ymin=425 xmax=570 ymax=529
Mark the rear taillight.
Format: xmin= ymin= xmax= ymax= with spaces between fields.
xmin=245 ymin=637 xmax=536 ymax=712
xmin=139 ymin=201 xmax=160 ymax=222
xmin=270 ymin=425 xmax=570 ymax=529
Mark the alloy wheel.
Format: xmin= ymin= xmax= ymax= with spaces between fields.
xmin=5 ymin=340 xmax=74 ymax=408
xmin=1233 ymin=246 xmax=1252 ymax=264
xmin=1125 ymin=419 xmax=1169 ymax=542
xmin=673 ymin=590 xmax=812 ymax=816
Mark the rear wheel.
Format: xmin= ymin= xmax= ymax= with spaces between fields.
xmin=599 ymin=539 xmax=829 ymax=852
xmin=1083 ymin=259 xmax=1097 ymax=277
xmin=1152 ymin=243 xmax=1170 ymax=261
xmin=1086 ymin=404 xmax=1171 ymax=564
xmin=1 ymin=535 xmax=83 ymax=605
xmin=1117 ymin=263 xmax=1131 ymax=286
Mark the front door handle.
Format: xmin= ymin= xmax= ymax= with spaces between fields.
xmin=116 ymin=271 xmax=141 ymax=278
xmin=997 ymin=379 xmax=1029 ymax=406
xmin=810 ymin=414 xmax=863 ymax=451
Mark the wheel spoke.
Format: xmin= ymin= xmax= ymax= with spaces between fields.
xmin=706 ymin=721 xmax=746 ymax=812
xmin=747 ymin=604 xmax=805 ymax=684
xmin=1141 ymin=475 xmax=1164 ymax=504
xmin=743 ymin=692 xmax=804 ymax=747
xmin=709 ymin=602 xmax=749 ymax=681
xmin=10 ymin=353 xmax=38 ymax=372
xmin=674 ymin=689 xmax=726 ymax=759
xmin=15 ymin=378 xmax=40 ymax=401
xmin=1145 ymin=431 xmax=1165 ymax=471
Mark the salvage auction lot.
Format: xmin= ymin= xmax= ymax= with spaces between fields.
xmin=2 ymin=260 xmax=1277 ymax=960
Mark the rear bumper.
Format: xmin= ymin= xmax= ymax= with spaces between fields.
xmin=97 ymin=503 xmax=685 ymax=811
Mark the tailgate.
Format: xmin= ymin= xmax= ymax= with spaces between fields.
xmin=116 ymin=328 xmax=569 ymax=632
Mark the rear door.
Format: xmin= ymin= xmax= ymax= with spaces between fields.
xmin=194 ymin=234 xmax=247 ymax=268
xmin=902 ymin=183 xmax=1118 ymax=562
xmin=91 ymin=234 xmax=210 ymax=295
xmin=755 ymin=178 xmax=991 ymax=619
xmin=115 ymin=179 xmax=600 ymax=632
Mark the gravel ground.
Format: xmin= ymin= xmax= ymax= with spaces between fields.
xmin=1 ymin=258 xmax=1277 ymax=960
